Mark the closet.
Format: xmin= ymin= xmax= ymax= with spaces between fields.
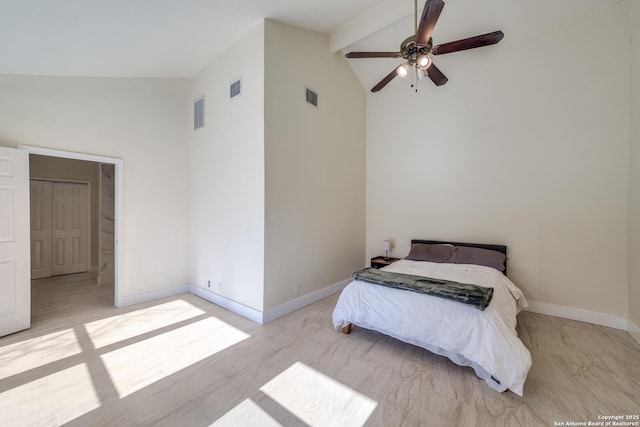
xmin=30 ymin=180 xmax=89 ymax=279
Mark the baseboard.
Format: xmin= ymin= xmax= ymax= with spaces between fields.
xmin=189 ymin=279 xmax=350 ymax=325
xmin=189 ymin=285 xmax=264 ymax=325
xmin=262 ymin=278 xmax=351 ymax=324
xmin=525 ymin=300 xmax=628 ymax=330
xmin=628 ymin=319 xmax=640 ymax=346
xmin=120 ymin=284 xmax=190 ymax=307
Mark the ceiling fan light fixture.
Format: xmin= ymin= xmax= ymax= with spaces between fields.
xmin=397 ymin=64 xmax=410 ymax=78
xmin=417 ymin=54 xmax=431 ymax=69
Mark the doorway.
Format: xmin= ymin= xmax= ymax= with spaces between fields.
xmin=21 ymin=145 xmax=123 ymax=308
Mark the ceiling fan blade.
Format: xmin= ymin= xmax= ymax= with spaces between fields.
xmin=415 ymin=0 xmax=445 ymax=45
xmin=426 ymin=62 xmax=448 ymax=86
xmin=371 ymin=65 xmax=404 ymax=92
xmin=345 ymin=52 xmax=402 ymax=59
xmin=432 ymin=30 xmax=504 ymax=55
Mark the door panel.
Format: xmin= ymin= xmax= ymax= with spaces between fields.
xmin=0 ymin=259 xmax=15 ymax=317
xmin=72 ymin=237 xmax=81 ymax=263
xmin=0 ymin=147 xmax=30 ymax=337
xmin=51 ymin=182 xmax=88 ymax=276
xmin=0 ymin=187 xmax=14 ymax=241
xmin=30 ymin=180 xmax=52 ymax=279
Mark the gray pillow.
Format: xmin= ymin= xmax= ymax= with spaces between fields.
xmin=454 ymin=246 xmax=506 ymax=271
xmin=405 ymin=243 xmax=456 ymax=263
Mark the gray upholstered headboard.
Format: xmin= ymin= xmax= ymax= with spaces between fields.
xmin=410 ymin=239 xmax=508 ymax=275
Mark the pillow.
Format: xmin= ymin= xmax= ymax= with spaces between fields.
xmin=405 ymin=243 xmax=456 ymax=263
xmin=453 ymin=246 xmax=506 ymax=271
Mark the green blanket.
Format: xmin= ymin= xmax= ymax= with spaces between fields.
xmin=353 ymin=267 xmax=494 ymax=310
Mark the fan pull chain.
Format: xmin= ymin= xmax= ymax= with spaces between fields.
xmin=411 ymin=65 xmax=417 ymax=93
xmin=413 ymin=0 xmax=418 ymax=92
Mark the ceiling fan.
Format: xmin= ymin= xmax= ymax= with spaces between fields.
xmin=345 ymin=0 xmax=504 ymax=92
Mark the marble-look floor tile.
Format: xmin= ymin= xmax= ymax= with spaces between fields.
xmin=213 ymin=397 xmax=286 ymax=427
xmin=1 ymin=273 xmax=639 ymax=427
xmin=259 ymin=361 xmax=377 ymax=427
xmin=0 ymin=377 xmax=56 ymax=427
xmin=150 ymin=402 xmax=212 ymax=427
xmin=124 ymin=360 xmax=230 ymax=425
xmin=47 ymin=363 xmax=103 ymax=425
xmin=62 ymin=403 xmax=139 ymax=427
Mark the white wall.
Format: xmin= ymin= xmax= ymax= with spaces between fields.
xmin=263 ymin=20 xmax=366 ymax=311
xmin=629 ymin=1 xmax=640 ymax=329
xmin=365 ymin=1 xmax=630 ymax=317
xmin=189 ymin=23 xmax=266 ymax=311
xmin=0 ymin=75 xmax=191 ymax=298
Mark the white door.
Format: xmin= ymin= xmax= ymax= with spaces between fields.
xmin=30 ymin=180 xmax=52 ymax=279
xmin=51 ymin=182 xmax=88 ymax=276
xmin=0 ymin=146 xmax=30 ymax=337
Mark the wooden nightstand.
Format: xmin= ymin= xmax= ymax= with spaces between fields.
xmin=371 ymin=256 xmax=401 ymax=269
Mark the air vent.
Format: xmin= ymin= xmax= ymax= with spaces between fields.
xmin=230 ymin=79 xmax=241 ymax=99
xmin=194 ymin=97 xmax=205 ymax=130
xmin=305 ymin=87 xmax=318 ymax=107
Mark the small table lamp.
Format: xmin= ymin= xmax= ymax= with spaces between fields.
xmin=382 ymin=240 xmax=392 ymax=260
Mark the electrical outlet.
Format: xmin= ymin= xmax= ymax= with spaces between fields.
xmin=294 ymin=285 xmax=300 ymax=296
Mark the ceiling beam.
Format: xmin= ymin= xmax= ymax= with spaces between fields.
xmin=329 ymin=0 xmax=413 ymax=53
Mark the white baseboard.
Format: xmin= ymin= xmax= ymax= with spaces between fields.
xmin=120 ymin=284 xmax=190 ymax=307
xmin=628 ymin=319 xmax=640 ymax=346
xmin=189 ymin=279 xmax=350 ymax=325
xmin=113 ymin=280 xmax=640 ymax=347
xmin=189 ymin=285 xmax=264 ymax=325
xmin=262 ymin=278 xmax=351 ymax=324
xmin=525 ymin=300 xmax=628 ymax=331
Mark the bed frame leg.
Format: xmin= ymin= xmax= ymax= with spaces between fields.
xmin=342 ymin=324 xmax=352 ymax=334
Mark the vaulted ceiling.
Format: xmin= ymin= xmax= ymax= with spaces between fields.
xmin=0 ymin=0 xmax=382 ymax=77
xmin=0 ymin=0 xmax=620 ymax=79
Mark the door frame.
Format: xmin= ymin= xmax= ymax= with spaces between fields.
xmin=20 ymin=145 xmax=124 ymax=308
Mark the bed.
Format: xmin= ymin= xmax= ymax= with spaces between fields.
xmin=332 ymin=239 xmax=532 ymax=396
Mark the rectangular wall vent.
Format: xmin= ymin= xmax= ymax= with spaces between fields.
xmin=194 ymin=97 xmax=205 ymax=130
xmin=305 ymin=87 xmax=318 ymax=107
xmin=230 ymin=79 xmax=241 ymax=99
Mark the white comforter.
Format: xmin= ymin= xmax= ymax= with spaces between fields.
xmin=332 ymin=259 xmax=532 ymax=395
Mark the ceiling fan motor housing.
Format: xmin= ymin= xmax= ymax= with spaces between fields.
xmin=400 ymin=36 xmax=433 ymax=64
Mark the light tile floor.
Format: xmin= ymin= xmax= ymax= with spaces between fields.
xmin=0 ymin=273 xmax=639 ymax=426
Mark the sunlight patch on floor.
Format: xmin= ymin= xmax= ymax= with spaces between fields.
xmin=47 ymin=363 xmax=102 ymax=424
xmin=101 ymin=316 xmax=249 ymax=397
xmin=0 ymin=363 xmax=100 ymax=426
xmin=85 ymin=299 xmax=206 ymax=349
xmin=0 ymin=328 xmax=81 ymax=380
xmin=211 ymin=399 xmax=283 ymax=427
xmin=260 ymin=362 xmax=377 ymax=427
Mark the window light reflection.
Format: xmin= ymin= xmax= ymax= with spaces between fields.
xmin=211 ymin=399 xmax=282 ymax=427
xmin=0 ymin=328 xmax=81 ymax=380
xmin=101 ymin=316 xmax=249 ymax=397
xmin=85 ymin=299 xmax=206 ymax=349
xmin=260 ymin=362 xmax=377 ymax=427
xmin=0 ymin=363 xmax=100 ymax=426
